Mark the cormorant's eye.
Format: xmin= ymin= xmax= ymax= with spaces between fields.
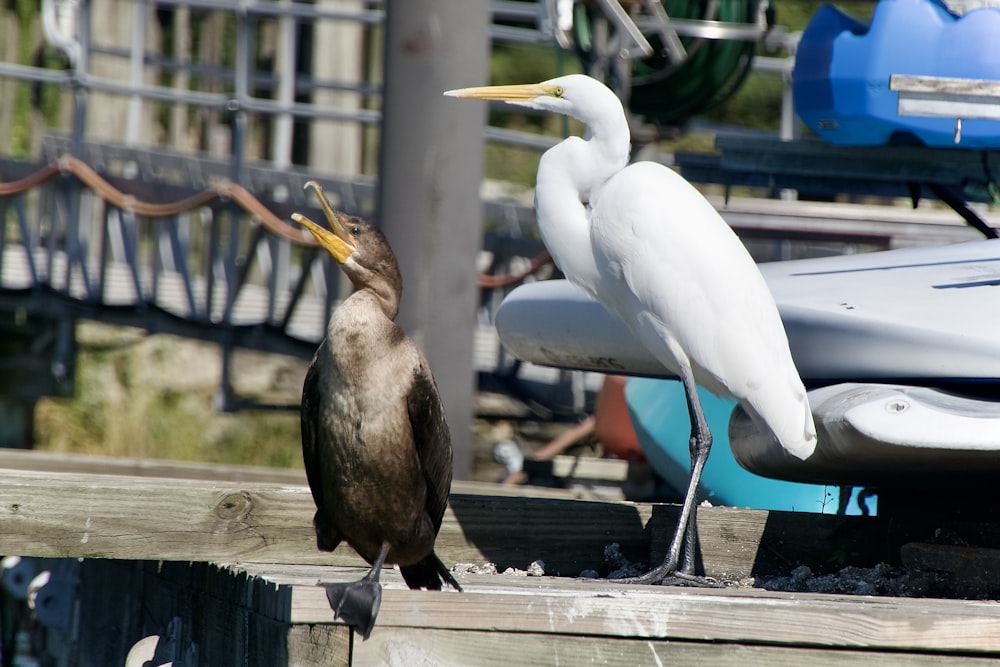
xmin=350 ymin=226 xmax=361 ymax=236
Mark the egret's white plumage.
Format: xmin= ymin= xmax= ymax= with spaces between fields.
xmin=590 ymin=160 xmax=815 ymax=459
xmin=447 ymin=74 xmax=816 ymax=583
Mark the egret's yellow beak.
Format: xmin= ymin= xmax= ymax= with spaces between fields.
xmin=293 ymin=181 xmax=356 ymax=264
xmin=443 ymin=82 xmax=559 ymax=103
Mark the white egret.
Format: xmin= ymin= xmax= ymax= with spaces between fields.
xmin=446 ymin=75 xmax=817 ymax=584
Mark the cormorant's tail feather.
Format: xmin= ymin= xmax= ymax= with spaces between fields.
xmin=399 ymin=553 xmax=463 ymax=592
xmin=323 ymin=578 xmax=382 ymax=640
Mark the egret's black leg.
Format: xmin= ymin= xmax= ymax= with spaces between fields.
xmin=323 ymin=542 xmax=391 ymax=640
xmin=678 ymin=500 xmax=699 ymax=575
xmin=618 ymin=372 xmax=719 ymax=586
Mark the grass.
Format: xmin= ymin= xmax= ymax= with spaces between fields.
xmin=34 ymin=322 xmax=304 ymax=469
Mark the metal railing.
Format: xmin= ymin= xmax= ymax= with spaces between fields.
xmin=0 ymin=139 xmax=561 ymax=411
xmin=0 ymin=0 xmax=578 ymax=413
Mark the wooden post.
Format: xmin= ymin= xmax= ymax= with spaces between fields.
xmin=377 ymin=0 xmax=490 ymax=480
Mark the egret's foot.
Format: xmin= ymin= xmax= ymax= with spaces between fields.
xmin=323 ymin=579 xmax=382 ymax=640
xmin=658 ymin=571 xmax=726 ymax=588
xmin=614 ymin=565 xmax=725 ymax=588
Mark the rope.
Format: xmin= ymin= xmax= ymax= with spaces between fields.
xmin=0 ymin=155 xmax=318 ymax=246
xmin=0 ymin=163 xmax=60 ymax=196
xmin=478 ymin=250 xmax=552 ymax=288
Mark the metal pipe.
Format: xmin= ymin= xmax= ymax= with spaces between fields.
xmin=126 ymin=0 xmax=147 ymax=146
xmin=272 ymin=0 xmax=296 ymax=169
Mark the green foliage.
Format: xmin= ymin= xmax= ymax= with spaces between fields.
xmin=10 ymin=0 xmax=37 ymax=158
xmin=3 ymin=0 xmax=69 ymax=156
xmin=776 ymin=0 xmax=874 ymax=31
xmin=483 ymin=43 xmax=583 ymax=185
xmin=35 ymin=325 xmax=303 ymax=468
xmin=701 ymin=69 xmax=785 ymax=130
xmin=490 ymin=41 xmax=577 ymax=85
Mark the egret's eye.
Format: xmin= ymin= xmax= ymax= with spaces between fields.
xmin=553 ymin=86 xmax=565 ymax=98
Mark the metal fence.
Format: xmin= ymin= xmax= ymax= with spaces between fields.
xmin=0 ymin=0 xmax=573 ymax=413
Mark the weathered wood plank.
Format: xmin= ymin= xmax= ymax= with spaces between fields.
xmin=275 ymin=567 xmax=1000 ymax=655
xmin=2 ymin=452 xmax=973 ymax=581
xmin=285 ymin=624 xmax=351 ymax=667
xmin=13 ymin=452 xmax=1000 ymax=664
xmin=51 ymin=558 xmax=1000 ymax=665
xmin=0 ymin=467 xmax=652 ymax=573
xmin=0 ymin=448 xmax=310 ymax=484
xmin=0 ymin=448 xmax=580 ymax=498
xmin=353 ymin=627 xmax=1000 ymax=667
xmin=0 ymin=464 xmax=893 ymax=578
xmin=0 ymin=468 xmax=324 ymax=562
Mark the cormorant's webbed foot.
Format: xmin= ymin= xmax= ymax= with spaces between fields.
xmin=323 ymin=573 xmax=382 ymax=640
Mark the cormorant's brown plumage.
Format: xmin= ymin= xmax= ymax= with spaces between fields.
xmin=294 ymin=181 xmax=461 ymax=640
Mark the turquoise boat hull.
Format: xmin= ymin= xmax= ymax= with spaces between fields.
xmin=625 ymin=377 xmax=873 ymax=515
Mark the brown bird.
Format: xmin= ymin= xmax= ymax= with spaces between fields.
xmin=293 ymin=181 xmax=462 ymax=640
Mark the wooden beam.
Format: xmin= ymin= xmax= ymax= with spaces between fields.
xmin=248 ymin=564 xmax=1000 ymax=656
xmin=0 ymin=466 xmax=653 ymax=574
xmin=67 ymin=559 xmax=1000 ymax=666
xmin=2 ymin=451 xmax=986 ymax=581
xmin=0 ymin=463 xmax=897 ymax=579
xmin=0 ymin=448 xmax=310 ymax=484
xmin=354 ymin=627 xmax=998 ymax=667
xmin=0 ymin=448 xmax=581 ymax=499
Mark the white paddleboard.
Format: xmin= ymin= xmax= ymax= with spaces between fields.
xmin=496 ymin=239 xmax=1000 ymax=384
xmin=495 ymin=239 xmax=1000 ymax=485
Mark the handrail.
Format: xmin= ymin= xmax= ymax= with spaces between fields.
xmin=0 ymin=163 xmax=60 ymax=196
xmin=478 ymin=250 xmax=552 ymax=288
xmin=0 ymin=155 xmax=319 ymax=246
xmin=0 ymin=154 xmax=551 ymax=288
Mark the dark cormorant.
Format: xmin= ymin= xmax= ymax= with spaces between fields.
xmin=293 ymin=181 xmax=462 ymax=640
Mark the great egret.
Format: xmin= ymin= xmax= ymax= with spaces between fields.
xmin=293 ymin=181 xmax=461 ymax=639
xmin=446 ymin=75 xmax=816 ymax=584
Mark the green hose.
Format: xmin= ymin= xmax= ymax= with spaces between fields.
xmin=572 ymin=0 xmax=765 ymax=127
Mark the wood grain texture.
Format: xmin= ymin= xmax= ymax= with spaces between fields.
xmin=246 ymin=565 xmax=1000 ymax=655
xmin=285 ymin=624 xmax=351 ymax=667
xmin=54 ymin=558 xmax=1000 ymax=665
xmin=353 ymin=627 xmax=1000 ymax=667
xmin=6 ymin=447 xmax=1000 ymax=664
xmin=0 ymin=466 xmax=654 ymax=574
xmin=0 ymin=461 xmax=885 ymax=579
xmin=0 ymin=448 xmax=580 ymax=497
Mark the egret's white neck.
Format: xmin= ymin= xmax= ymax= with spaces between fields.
xmin=567 ymin=83 xmax=631 ymax=177
xmin=532 ymin=89 xmax=631 ymax=294
xmin=534 ymin=137 xmax=615 ymax=294
xmin=581 ymin=112 xmax=631 ymax=174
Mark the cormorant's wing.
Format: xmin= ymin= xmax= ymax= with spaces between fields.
xmin=300 ymin=346 xmax=325 ymax=510
xmin=406 ymin=360 xmax=453 ymax=531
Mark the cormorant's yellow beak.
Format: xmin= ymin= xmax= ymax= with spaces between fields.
xmin=443 ymin=82 xmax=560 ymax=103
xmin=293 ymin=181 xmax=356 ymax=264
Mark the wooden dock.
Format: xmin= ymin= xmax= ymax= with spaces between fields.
xmin=2 ymin=450 xmax=1000 ymax=665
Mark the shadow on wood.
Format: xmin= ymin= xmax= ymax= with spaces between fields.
xmin=446 ymin=494 xmax=651 ymax=576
